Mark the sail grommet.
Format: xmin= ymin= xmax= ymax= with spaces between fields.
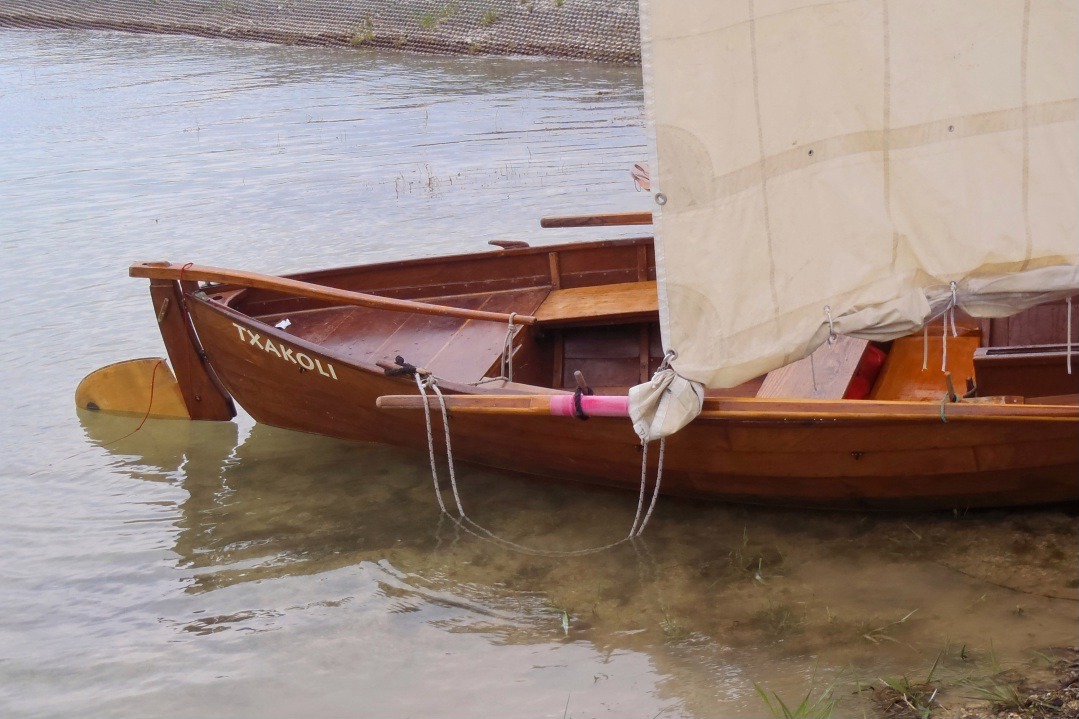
xmin=654 ymin=193 xmax=667 ymax=206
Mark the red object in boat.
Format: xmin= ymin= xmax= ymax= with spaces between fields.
xmin=843 ymin=344 xmax=887 ymax=400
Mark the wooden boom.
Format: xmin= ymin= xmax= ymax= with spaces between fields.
xmin=130 ymin=261 xmax=538 ymax=326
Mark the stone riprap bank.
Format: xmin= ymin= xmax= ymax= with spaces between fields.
xmin=0 ymin=0 xmax=640 ymax=63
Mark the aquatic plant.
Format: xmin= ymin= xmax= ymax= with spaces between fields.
xmin=875 ymin=652 xmax=942 ymax=719
xmin=350 ymin=18 xmax=375 ymax=46
xmin=660 ymin=606 xmax=687 ymax=641
xmin=963 ymin=681 xmax=1028 ymax=712
xmin=753 ymin=683 xmax=837 ymax=719
xmin=751 ymin=601 xmax=805 ymax=641
xmin=862 ymin=608 xmax=918 ymax=644
xmin=418 ymin=2 xmax=459 ymax=29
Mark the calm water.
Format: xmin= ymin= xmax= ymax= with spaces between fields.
xmin=1 ymin=28 xmax=1076 ymax=718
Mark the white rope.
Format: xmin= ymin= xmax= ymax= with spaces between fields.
xmin=942 ymin=281 xmax=958 ymax=372
xmin=823 ymin=305 xmax=837 ymax=345
xmin=413 ymin=372 xmax=664 ymax=557
xmin=415 ymin=373 xmax=448 ymax=515
xmin=922 ymin=324 xmax=929 ymax=371
xmin=499 ymin=312 xmax=517 ymax=383
xmin=634 ymin=438 xmax=665 ymax=537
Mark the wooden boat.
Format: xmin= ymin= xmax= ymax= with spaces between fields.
xmin=97 ymin=1 xmax=1079 ymax=511
xmin=123 ymin=230 xmax=1077 ymax=511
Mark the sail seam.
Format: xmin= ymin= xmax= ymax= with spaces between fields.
xmin=1020 ymin=0 xmax=1033 ymax=270
xmin=883 ymin=0 xmax=897 ymax=270
xmin=746 ymin=0 xmax=781 ymax=319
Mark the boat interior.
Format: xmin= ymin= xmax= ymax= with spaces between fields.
xmin=204 ymin=237 xmax=1078 ymax=405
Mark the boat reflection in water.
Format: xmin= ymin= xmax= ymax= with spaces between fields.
xmin=79 ymin=408 xmax=1078 ymax=716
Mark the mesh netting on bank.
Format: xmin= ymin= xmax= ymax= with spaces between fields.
xmin=0 ymin=0 xmax=640 ymax=63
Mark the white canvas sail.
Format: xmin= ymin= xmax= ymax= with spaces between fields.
xmin=630 ymin=0 xmax=1078 ymax=440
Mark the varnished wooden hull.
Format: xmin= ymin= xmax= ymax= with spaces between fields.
xmin=181 ymin=282 xmax=1079 ymax=511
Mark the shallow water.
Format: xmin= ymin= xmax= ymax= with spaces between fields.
xmin=1 ymin=28 xmax=1076 ymax=718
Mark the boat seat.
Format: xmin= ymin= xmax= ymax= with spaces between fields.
xmin=756 ymin=336 xmax=869 ymax=399
xmin=534 ymin=280 xmax=658 ymax=327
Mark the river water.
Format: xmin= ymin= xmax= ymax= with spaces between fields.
xmin=1 ymin=28 xmax=1076 ymax=718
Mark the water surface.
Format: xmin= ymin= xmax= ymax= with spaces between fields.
xmin=1 ymin=28 xmax=1075 ymax=718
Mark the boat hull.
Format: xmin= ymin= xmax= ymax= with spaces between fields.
xmin=187 ymin=295 xmax=1079 ymax=511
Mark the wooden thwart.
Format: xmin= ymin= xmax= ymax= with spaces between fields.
xmin=130 ymin=261 xmax=537 ymax=326
xmin=535 ymin=280 xmax=658 ymax=326
xmin=756 ymin=336 xmax=868 ymax=399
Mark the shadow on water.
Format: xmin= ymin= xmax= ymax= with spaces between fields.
xmin=78 ymin=409 xmax=1079 ymax=715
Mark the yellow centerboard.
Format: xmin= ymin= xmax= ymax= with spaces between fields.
xmin=75 ymin=358 xmax=191 ymax=419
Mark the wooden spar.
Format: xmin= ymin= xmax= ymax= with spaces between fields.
xmin=130 ymin=262 xmax=538 ymax=326
xmin=375 ymin=393 xmax=1079 ymax=422
xmin=540 ymin=211 xmax=652 ymax=228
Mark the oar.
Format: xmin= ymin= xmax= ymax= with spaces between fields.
xmin=540 ymin=211 xmax=652 ymax=228
xmin=376 ymin=394 xmax=1079 ymax=422
xmin=130 ymin=261 xmax=537 ymax=325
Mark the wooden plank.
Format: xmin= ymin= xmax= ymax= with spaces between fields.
xmin=548 ymin=252 xmax=561 ymax=289
xmin=756 ymin=336 xmax=868 ymax=399
xmin=535 ymin=280 xmax=658 ymax=326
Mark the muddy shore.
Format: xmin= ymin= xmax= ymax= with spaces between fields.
xmin=0 ymin=0 xmax=641 ymax=63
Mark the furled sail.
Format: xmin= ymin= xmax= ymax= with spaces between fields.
xmin=630 ymin=0 xmax=1078 ymax=440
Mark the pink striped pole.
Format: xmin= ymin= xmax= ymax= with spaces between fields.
xmin=549 ymin=394 xmax=630 ymax=418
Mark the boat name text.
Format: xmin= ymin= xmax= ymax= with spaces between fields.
xmin=232 ymin=322 xmax=338 ymax=380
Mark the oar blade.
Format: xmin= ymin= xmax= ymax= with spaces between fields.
xmin=76 ymin=358 xmax=191 ymax=419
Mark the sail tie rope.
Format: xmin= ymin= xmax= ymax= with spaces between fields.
xmin=811 ymin=306 xmax=840 ymax=393
xmin=412 ymin=372 xmax=661 ymax=556
xmin=922 ymin=325 xmax=929 ymax=371
xmin=942 ymin=281 xmax=959 ymax=372
xmin=823 ymin=305 xmax=837 ymax=345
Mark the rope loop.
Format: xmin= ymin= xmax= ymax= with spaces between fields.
xmin=823 ymin=305 xmax=837 ymax=345
xmin=572 ymin=385 xmax=594 ymax=420
xmin=499 ymin=312 xmax=518 ymax=382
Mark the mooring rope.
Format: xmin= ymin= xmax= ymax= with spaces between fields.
xmin=413 ymin=372 xmax=664 ymax=556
